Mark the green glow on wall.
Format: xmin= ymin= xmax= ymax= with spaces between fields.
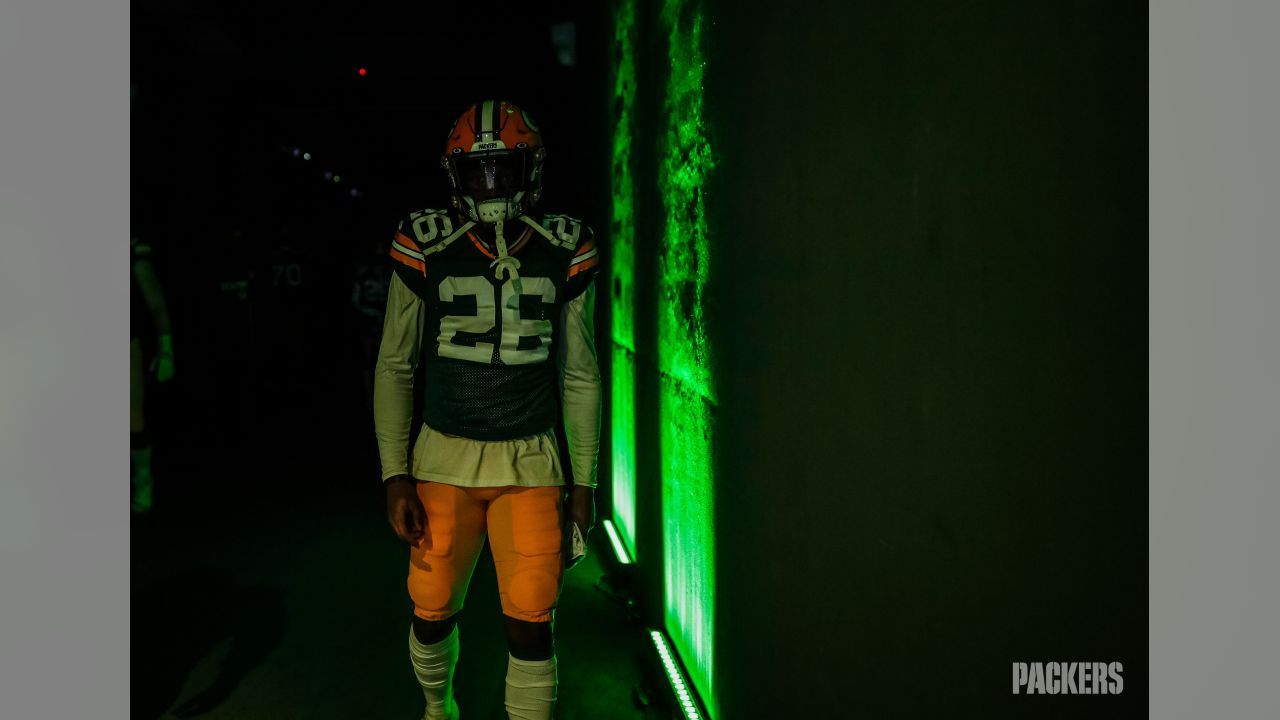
xmin=611 ymin=0 xmax=637 ymax=355
xmin=661 ymin=379 xmax=716 ymax=717
xmin=659 ymin=0 xmax=717 ymax=716
xmin=611 ymin=345 xmax=637 ymax=549
xmin=609 ymin=0 xmax=639 ymax=560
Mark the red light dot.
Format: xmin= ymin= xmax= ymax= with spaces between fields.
xmin=358 ymin=67 xmax=367 ymax=76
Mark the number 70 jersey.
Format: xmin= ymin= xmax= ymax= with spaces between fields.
xmin=387 ymin=208 xmax=600 ymax=441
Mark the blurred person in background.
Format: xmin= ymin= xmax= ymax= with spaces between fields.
xmin=351 ymin=233 xmax=393 ymax=415
xmin=131 ymin=236 xmax=175 ymax=514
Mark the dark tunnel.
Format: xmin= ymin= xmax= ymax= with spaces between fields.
xmin=130 ymin=1 xmax=1147 ymax=718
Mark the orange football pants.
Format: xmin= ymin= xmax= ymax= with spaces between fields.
xmin=408 ymin=482 xmax=564 ymax=624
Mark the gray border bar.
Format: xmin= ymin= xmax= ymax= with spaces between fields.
xmin=1150 ymin=1 xmax=1280 ymax=717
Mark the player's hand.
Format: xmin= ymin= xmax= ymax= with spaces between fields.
xmin=563 ymin=485 xmax=594 ymax=570
xmin=386 ymin=476 xmax=425 ymax=546
xmin=568 ymin=485 xmax=595 ymax=537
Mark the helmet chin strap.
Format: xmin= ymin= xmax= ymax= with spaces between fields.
xmin=457 ymin=192 xmax=528 ymax=293
xmin=489 ymin=219 xmax=523 ymax=295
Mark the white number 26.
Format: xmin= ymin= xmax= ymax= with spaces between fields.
xmin=437 ymin=275 xmax=556 ymax=365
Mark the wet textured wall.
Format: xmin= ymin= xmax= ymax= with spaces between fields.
xmin=607 ymin=1 xmax=1145 ymax=715
xmin=609 ymin=0 xmax=640 ymax=571
xmin=608 ymin=0 xmax=720 ymax=715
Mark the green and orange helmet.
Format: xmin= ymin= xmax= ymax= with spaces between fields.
xmin=441 ymin=100 xmax=546 ymax=225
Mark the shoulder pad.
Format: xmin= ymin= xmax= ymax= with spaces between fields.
xmin=402 ymin=209 xmax=466 ymax=252
xmin=539 ymin=213 xmax=587 ymax=251
xmin=390 ymin=209 xmax=469 ymax=273
xmin=563 ymin=224 xmax=600 ymax=302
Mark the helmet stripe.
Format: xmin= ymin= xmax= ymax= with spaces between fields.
xmin=478 ymin=100 xmax=494 ymax=140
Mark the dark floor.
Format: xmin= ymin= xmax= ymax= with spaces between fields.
xmin=130 ymin=392 xmax=655 ymax=720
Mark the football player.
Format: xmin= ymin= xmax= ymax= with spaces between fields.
xmin=373 ymin=100 xmax=601 ymax=720
xmin=131 ymin=236 xmax=175 ymax=514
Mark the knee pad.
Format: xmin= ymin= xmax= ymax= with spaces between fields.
xmin=408 ymin=570 xmax=463 ymax=619
xmin=506 ymin=569 xmax=559 ymax=616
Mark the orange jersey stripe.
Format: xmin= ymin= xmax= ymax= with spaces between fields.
xmin=567 ymin=255 xmax=599 ymax=278
xmin=467 ymin=231 xmax=497 ymax=259
xmin=389 ymin=246 xmax=425 ymax=273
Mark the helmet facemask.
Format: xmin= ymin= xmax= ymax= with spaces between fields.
xmin=442 ymin=100 xmax=546 ymax=227
xmin=448 ymin=149 xmax=531 ymax=224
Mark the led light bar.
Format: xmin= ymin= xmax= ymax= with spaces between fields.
xmin=650 ymin=629 xmax=706 ymax=720
xmin=602 ymin=518 xmax=634 ymax=565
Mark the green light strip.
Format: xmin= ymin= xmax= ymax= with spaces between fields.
xmin=650 ymin=629 xmax=707 ymax=720
xmin=602 ymin=518 xmax=634 ymax=565
xmin=658 ymin=0 xmax=717 ymax=717
xmin=609 ymin=0 xmax=639 ymax=560
xmin=610 ymin=345 xmax=637 ymax=555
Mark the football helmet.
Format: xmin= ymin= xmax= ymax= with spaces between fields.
xmin=441 ymin=100 xmax=546 ymax=224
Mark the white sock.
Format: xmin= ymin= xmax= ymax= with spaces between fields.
xmin=409 ymin=625 xmax=460 ymax=720
xmin=504 ymin=654 xmax=557 ymax=720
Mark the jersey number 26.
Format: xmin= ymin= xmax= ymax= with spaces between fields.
xmin=437 ymin=275 xmax=555 ymax=365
